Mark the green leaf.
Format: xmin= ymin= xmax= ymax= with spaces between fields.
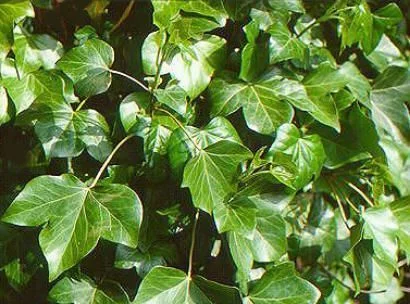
xmin=57 ymin=38 xmax=114 ymax=97
xmin=1 ymin=61 xmax=78 ymax=114
xmin=141 ymin=31 xmax=170 ymax=76
xmin=49 ymin=275 xmax=130 ymax=304
xmin=370 ymin=66 xmax=410 ymax=142
xmin=390 ymin=196 xmax=410 ymax=259
xmin=366 ymin=35 xmax=407 ymax=72
xmin=168 ymin=116 xmax=242 ymax=178
xmin=170 ymin=35 xmax=226 ymax=99
xmin=0 ymin=0 xmax=34 ymax=60
xmin=182 ymin=140 xmax=252 ymax=213
xmin=85 ymin=0 xmax=110 ymax=23
xmin=19 ymin=96 xmax=112 ymax=162
xmin=369 ymin=277 xmax=404 ymax=304
xmin=249 ymin=205 xmax=287 ymax=263
xmin=247 ymin=263 xmax=321 ymax=304
xmin=362 ymin=206 xmax=398 ymax=269
xmin=12 ymin=25 xmax=64 ymax=76
xmin=0 ymin=85 xmax=10 ymax=125
xmin=227 ymin=231 xmax=253 ymax=285
xmin=213 ymin=197 xmax=257 ymax=238
xmin=168 ymin=15 xmax=222 ymax=43
xmin=268 ymin=21 xmax=307 ymax=64
xmin=119 ymin=92 xmax=151 ymax=136
xmin=209 ymin=70 xmax=297 ymax=135
xmin=115 ymin=242 xmax=177 ymax=278
xmin=2 ymin=174 xmax=143 ymax=280
xmin=267 ymin=0 xmax=304 ymax=13
xmin=154 ymin=84 xmax=188 ymax=116
xmin=133 ymin=266 xmax=241 ymax=304
xmin=267 ymin=124 xmax=326 ymax=189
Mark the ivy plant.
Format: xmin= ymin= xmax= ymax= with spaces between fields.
xmin=0 ymin=0 xmax=410 ymax=303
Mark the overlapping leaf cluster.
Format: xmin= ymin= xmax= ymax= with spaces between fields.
xmin=0 ymin=0 xmax=409 ymax=303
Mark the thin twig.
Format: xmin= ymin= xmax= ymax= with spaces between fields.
xmin=89 ymin=134 xmax=135 ymax=188
xmin=67 ymin=157 xmax=74 ymax=174
xmin=346 ymin=182 xmax=374 ymax=207
xmin=109 ymin=69 xmax=149 ymax=92
xmin=187 ymin=209 xmax=200 ymax=277
xmin=154 ymin=107 xmax=202 ymax=151
xmin=109 ymin=0 xmax=135 ymax=34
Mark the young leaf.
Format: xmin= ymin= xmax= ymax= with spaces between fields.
xmin=49 ymin=275 xmax=130 ymax=304
xmin=182 ymin=140 xmax=252 ymax=213
xmin=246 ymin=263 xmax=321 ymax=304
xmin=2 ymin=174 xmax=143 ymax=281
xmin=57 ymin=38 xmax=114 ymax=97
xmin=133 ymin=266 xmax=241 ymax=304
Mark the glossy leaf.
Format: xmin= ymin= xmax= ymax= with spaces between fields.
xmin=2 ymin=174 xmax=143 ymax=280
xmin=182 ymin=140 xmax=252 ymax=213
xmin=247 ymin=263 xmax=321 ymax=304
xmin=57 ymin=38 xmax=114 ymax=97
xmin=49 ymin=275 xmax=130 ymax=304
xmin=133 ymin=266 xmax=241 ymax=304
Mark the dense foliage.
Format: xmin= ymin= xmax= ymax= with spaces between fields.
xmin=0 ymin=0 xmax=410 ymax=303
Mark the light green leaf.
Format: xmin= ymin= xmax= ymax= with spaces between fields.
xmin=182 ymin=140 xmax=252 ymax=213
xmin=170 ymin=35 xmax=226 ymax=99
xmin=209 ymin=71 xmax=297 ymax=135
xmin=0 ymin=0 xmax=34 ymax=60
xmin=13 ymin=25 xmax=64 ymax=76
xmin=390 ymin=196 xmax=410 ymax=259
xmin=2 ymin=174 xmax=143 ymax=280
xmin=267 ymin=124 xmax=326 ymax=189
xmin=0 ymin=85 xmax=10 ymax=125
xmin=17 ymin=95 xmax=112 ymax=162
xmin=362 ymin=206 xmax=398 ymax=268
xmin=168 ymin=116 xmax=242 ymax=178
xmin=267 ymin=0 xmax=304 ymax=13
xmin=133 ymin=266 xmax=241 ymax=304
xmin=371 ymin=66 xmax=410 ymax=142
xmin=141 ymin=31 xmax=170 ymax=76
xmin=119 ymin=92 xmax=151 ymax=136
xmin=369 ymin=277 xmax=404 ymax=304
xmin=247 ymin=263 xmax=321 ymax=304
xmin=213 ymin=197 xmax=257 ymax=238
xmin=57 ymin=38 xmax=114 ymax=97
xmin=154 ymin=84 xmax=188 ymax=116
xmin=49 ymin=275 xmax=130 ymax=304
xmin=168 ymin=15 xmax=222 ymax=43
xmin=268 ymin=21 xmax=307 ymax=64
xmin=227 ymin=231 xmax=253 ymax=285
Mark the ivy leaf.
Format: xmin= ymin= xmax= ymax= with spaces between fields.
xmin=0 ymin=85 xmax=10 ymax=125
xmin=57 ymin=38 xmax=114 ymax=97
xmin=1 ymin=61 xmax=78 ymax=114
xmin=170 ymin=35 xmax=226 ymax=99
xmin=119 ymin=92 xmax=151 ymax=136
xmin=370 ymin=66 xmax=410 ymax=142
xmin=246 ymin=263 xmax=321 ymax=304
xmin=85 ymin=0 xmax=110 ymax=23
xmin=133 ymin=266 xmax=241 ymax=304
xmin=168 ymin=15 xmax=222 ymax=43
xmin=209 ymin=71 xmax=298 ymax=135
xmin=390 ymin=196 xmax=410 ymax=259
xmin=154 ymin=84 xmax=188 ymax=117
xmin=141 ymin=31 xmax=170 ymax=76
xmin=182 ymin=140 xmax=252 ymax=214
xmin=12 ymin=25 xmax=64 ymax=76
xmin=227 ymin=231 xmax=253 ymax=286
xmin=267 ymin=124 xmax=326 ymax=189
xmin=49 ymin=275 xmax=130 ymax=304
xmin=115 ymin=243 xmax=177 ymax=278
xmin=267 ymin=0 xmax=304 ymax=13
xmin=366 ymin=35 xmax=407 ymax=72
xmin=362 ymin=206 xmax=398 ymax=269
xmin=2 ymin=174 xmax=143 ymax=281
xmin=168 ymin=116 xmax=242 ymax=178
xmin=249 ymin=204 xmax=287 ymax=263
xmin=0 ymin=0 xmax=34 ymax=60
xmin=268 ymin=21 xmax=307 ymax=64
xmin=213 ymin=197 xmax=257 ymax=238
xmin=18 ymin=96 xmax=112 ymax=162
